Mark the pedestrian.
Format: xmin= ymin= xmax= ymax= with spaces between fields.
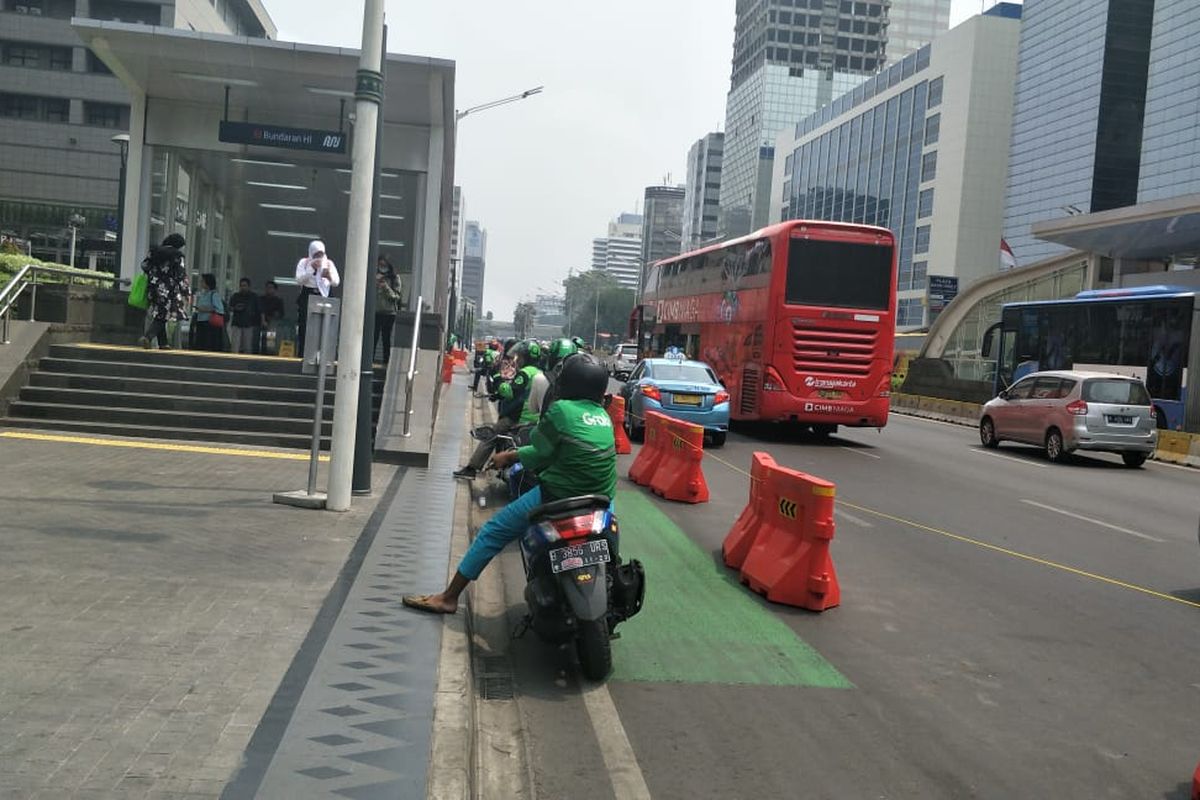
xmin=193 ymin=273 xmax=226 ymax=352
xmin=259 ymin=279 xmax=285 ymax=354
xmin=227 ymin=277 xmax=260 ymax=355
xmin=139 ymin=233 xmax=188 ymax=350
xmin=374 ymin=256 xmax=401 ymax=364
xmin=294 ymin=240 xmax=339 ymax=357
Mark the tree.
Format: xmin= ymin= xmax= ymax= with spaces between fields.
xmin=562 ymin=270 xmax=636 ymax=348
xmin=485 ymin=310 xmax=494 ymax=321
xmin=513 ymin=301 xmax=535 ymax=339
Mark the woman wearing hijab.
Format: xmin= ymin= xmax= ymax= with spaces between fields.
xmin=139 ymin=233 xmax=188 ymax=350
xmin=294 ymin=239 xmax=340 ymax=356
xmin=374 ymin=256 xmax=401 ymax=364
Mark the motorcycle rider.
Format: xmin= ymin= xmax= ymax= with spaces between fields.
xmin=405 ymin=352 xmax=616 ymax=614
xmin=539 ymin=337 xmax=579 ymax=415
xmin=454 ymin=339 xmax=545 ymax=480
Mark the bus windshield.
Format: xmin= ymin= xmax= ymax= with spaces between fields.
xmin=785 ymin=237 xmax=892 ymax=310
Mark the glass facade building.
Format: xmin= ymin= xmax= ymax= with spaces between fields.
xmin=640 ymin=186 xmax=685 ymax=290
xmin=681 ymin=132 xmax=724 ymax=249
xmin=1002 ymin=0 xmax=1156 ymax=267
xmin=776 ymin=8 xmax=1021 ymax=329
xmin=1138 ymin=0 xmax=1200 ymax=203
xmin=718 ymin=0 xmax=951 ymax=238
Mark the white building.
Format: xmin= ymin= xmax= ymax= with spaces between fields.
xmin=771 ymin=8 xmax=1021 ymax=328
xmin=591 ymin=212 xmax=642 ymax=290
xmin=682 ymin=133 xmax=724 ymax=249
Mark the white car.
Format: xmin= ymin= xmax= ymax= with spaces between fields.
xmin=608 ymin=343 xmax=639 ymax=380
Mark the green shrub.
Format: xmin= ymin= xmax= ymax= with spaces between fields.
xmin=0 ymin=253 xmax=117 ymax=288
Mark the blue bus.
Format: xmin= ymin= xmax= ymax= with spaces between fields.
xmin=982 ymin=286 xmax=1200 ymax=432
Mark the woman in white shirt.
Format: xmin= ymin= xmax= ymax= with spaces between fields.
xmin=294 ymin=239 xmax=340 ymax=356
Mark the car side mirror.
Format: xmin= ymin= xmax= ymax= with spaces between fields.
xmin=997 ymin=390 xmax=1009 ymax=400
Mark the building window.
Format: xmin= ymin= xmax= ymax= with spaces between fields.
xmin=0 ymin=92 xmax=66 ymax=122
xmin=912 ymin=261 xmax=927 ymax=290
xmin=914 ymin=225 xmax=930 ymax=254
xmin=2 ymin=44 xmax=40 ymax=67
xmin=84 ymin=101 xmax=127 ymax=128
xmin=921 ymin=151 xmax=937 ymax=182
xmin=925 ymin=113 xmax=940 ymax=146
xmin=918 ymin=188 xmax=934 ymax=218
xmin=86 ymin=50 xmax=112 ymax=74
xmin=928 ymin=76 xmax=944 ymax=108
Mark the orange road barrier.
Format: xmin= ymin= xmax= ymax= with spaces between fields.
xmin=648 ymin=415 xmax=709 ymax=504
xmin=607 ymin=395 xmax=633 ymax=455
xmin=628 ymin=411 xmax=667 ymax=486
xmin=452 ymin=348 xmax=468 ymax=366
xmin=721 ymin=451 xmax=777 ymax=569
xmin=729 ymin=459 xmax=840 ymax=611
xmin=441 ymin=356 xmax=454 ymax=384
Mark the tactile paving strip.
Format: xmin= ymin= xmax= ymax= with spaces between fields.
xmin=225 ymin=384 xmax=467 ymax=799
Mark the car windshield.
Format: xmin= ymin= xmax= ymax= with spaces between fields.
xmin=1083 ymin=379 xmax=1151 ymax=405
xmin=650 ymin=364 xmax=715 ymax=383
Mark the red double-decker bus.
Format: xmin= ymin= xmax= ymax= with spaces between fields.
xmin=634 ymin=219 xmax=897 ymax=432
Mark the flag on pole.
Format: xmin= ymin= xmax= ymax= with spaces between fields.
xmin=1000 ymin=238 xmax=1018 ymax=271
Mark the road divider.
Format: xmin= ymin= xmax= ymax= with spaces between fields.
xmin=721 ymin=452 xmax=841 ymax=612
xmin=606 ymin=395 xmax=633 ymax=455
xmin=627 ymin=410 xmax=709 ymax=503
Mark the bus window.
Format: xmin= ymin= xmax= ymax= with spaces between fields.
xmin=786 ymin=238 xmax=891 ymax=310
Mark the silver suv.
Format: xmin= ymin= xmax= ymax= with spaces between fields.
xmin=979 ymin=370 xmax=1158 ymax=467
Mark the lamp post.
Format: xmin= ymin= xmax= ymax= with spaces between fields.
xmin=111 ymin=134 xmax=129 ymax=274
xmin=66 ymin=213 xmax=86 ymax=269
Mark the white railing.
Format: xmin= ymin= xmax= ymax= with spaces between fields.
xmin=0 ymin=264 xmax=125 ymax=344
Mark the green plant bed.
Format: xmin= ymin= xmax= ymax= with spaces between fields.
xmin=0 ymin=254 xmax=118 ymax=288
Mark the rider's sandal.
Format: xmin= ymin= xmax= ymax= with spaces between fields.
xmin=401 ymin=595 xmax=456 ymax=615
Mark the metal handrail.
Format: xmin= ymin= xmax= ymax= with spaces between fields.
xmin=401 ymin=295 xmax=424 ymax=437
xmin=1 ymin=263 xmax=125 ymax=345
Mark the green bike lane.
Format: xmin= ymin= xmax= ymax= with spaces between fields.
xmin=501 ymin=413 xmax=1200 ymax=799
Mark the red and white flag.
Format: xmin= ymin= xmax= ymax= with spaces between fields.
xmin=1000 ymin=238 xmax=1018 ymax=271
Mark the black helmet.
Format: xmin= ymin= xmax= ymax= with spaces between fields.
xmin=557 ymin=353 xmax=608 ymax=404
xmin=502 ymin=337 xmax=518 ymax=355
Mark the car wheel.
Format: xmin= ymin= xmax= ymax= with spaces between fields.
xmin=1121 ymin=452 xmax=1147 ymax=468
xmin=625 ymin=409 xmax=644 ymax=443
xmin=1154 ymin=407 xmax=1168 ymax=429
xmin=1044 ymin=428 xmax=1069 ymax=463
xmin=979 ymin=416 xmax=1000 ymax=449
xmin=810 ymin=424 xmax=837 ymax=438
xmin=709 ymin=431 xmax=727 ymax=447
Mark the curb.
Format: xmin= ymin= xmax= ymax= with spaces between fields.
xmin=426 ymin=392 xmax=478 ymax=800
xmin=890 ymin=393 xmax=1199 ymax=468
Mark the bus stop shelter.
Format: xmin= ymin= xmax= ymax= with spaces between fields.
xmin=73 ymin=19 xmax=455 ymax=317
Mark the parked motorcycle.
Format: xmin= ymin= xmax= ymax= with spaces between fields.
xmin=518 ymin=494 xmax=645 ymax=680
xmin=471 ymin=424 xmax=539 ymax=500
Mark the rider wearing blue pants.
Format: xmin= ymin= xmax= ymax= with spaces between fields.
xmin=404 ymin=353 xmax=617 ymax=614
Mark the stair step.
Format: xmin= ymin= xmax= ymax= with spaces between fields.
xmin=50 ymin=343 xmax=390 ymax=376
xmin=0 ymin=417 xmax=330 ymax=451
xmin=28 ymin=372 xmax=360 ymax=405
xmin=18 ymin=387 xmax=340 ymax=421
xmin=36 ymin=358 xmax=385 ymax=393
xmin=9 ymin=401 xmax=331 ymax=436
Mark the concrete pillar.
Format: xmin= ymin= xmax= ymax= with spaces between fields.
xmin=119 ymin=90 xmax=148 ymax=283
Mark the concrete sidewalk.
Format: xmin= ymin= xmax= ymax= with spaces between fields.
xmin=0 ymin=381 xmax=468 ymax=799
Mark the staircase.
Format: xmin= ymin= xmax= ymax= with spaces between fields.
xmin=0 ymin=344 xmax=385 ymax=450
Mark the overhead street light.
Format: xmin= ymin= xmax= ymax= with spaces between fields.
xmin=455 ymin=85 xmax=543 ymax=123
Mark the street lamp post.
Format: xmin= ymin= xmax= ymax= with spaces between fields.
xmin=66 ymin=213 xmax=86 ymax=269
xmin=111 ymin=134 xmax=130 ymax=273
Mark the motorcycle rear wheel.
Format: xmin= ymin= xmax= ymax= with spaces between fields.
xmin=576 ymin=618 xmax=612 ymax=681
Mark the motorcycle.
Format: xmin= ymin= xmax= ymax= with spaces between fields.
xmin=518 ymin=493 xmax=644 ymax=680
xmin=471 ymin=424 xmax=539 ymax=500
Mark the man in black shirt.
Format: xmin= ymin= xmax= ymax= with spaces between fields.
xmin=228 ymin=278 xmax=261 ymax=355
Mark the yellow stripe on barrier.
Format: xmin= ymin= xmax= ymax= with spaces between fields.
xmin=0 ymin=431 xmax=329 ymax=461
xmin=812 ymin=486 xmax=836 ymax=497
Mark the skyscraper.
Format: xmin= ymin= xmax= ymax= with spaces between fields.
xmin=719 ymin=0 xmax=951 ymax=237
xmin=461 ymin=220 xmax=487 ymax=315
xmin=682 ymin=133 xmax=724 ymax=249
xmin=1002 ymin=0 xmax=1156 ymax=266
xmin=591 ymin=213 xmax=643 ymax=290
xmin=0 ymin=0 xmax=275 ymax=268
xmin=640 ymin=185 xmax=685 ymax=288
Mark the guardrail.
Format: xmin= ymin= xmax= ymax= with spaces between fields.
xmin=401 ymin=295 xmax=424 ymax=438
xmin=0 ymin=263 xmax=125 ymax=345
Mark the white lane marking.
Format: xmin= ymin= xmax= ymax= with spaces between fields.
xmin=971 ymin=449 xmax=1048 ymax=469
xmin=1146 ymin=458 xmax=1199 ymax=474
xmin=890 ymin=411 xmax=973 ymax=429
xmin=835 ymin=508 xmax=875 ymax=528
xmin=1019 ymin=499 xmax=1166 ymax=543
xmin=579 ymin=681 xmax=652 ymax=800
xmin=839 ymin=446 xmax=881 ymax=459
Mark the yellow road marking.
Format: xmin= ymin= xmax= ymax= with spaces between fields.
xmin=685 ymin=440 xmax=1200 ymax=611
xmin=837 ymin=499 xmax=1200 ymax=611
xmin=0 ymin=431 xmax=328 ymax=461
xmin=73 ymin=343 xmax=301 ymax=362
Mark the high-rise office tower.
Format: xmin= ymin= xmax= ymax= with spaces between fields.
xmin=682 ymin=133 xmax=724 ymax=249
xmin=591 ymin=213 xmax=643 ymax=290
xmin=640 ymin=185 xmax=685 ymax=289
xmin=461 ymin=219 xmax=487 ymax=315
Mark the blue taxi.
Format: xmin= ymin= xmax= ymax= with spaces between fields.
xmin=618 ymin=353 xmax=730 ymax=447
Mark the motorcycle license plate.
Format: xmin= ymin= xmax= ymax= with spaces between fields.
xmin=550 ymin=540 xmax=611 ymax=574
xmin=672 ymin=393 xmax=702 ymax=405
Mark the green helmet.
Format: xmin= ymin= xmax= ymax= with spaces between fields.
xmin=547 ymin=337 xmax=578 ymax=370
xmin=508 ymin=338 xmax=542 ymax=367
xmin=570 ymin=336 xmax=588 ymax=352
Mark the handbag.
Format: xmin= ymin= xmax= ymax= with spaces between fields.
xmin=209 ymin=312 xmax=225 ymax=328
xmin=128 ymin=273 xmax=149 ymax=310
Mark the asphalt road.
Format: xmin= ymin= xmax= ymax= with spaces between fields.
xmin=485 ymin=410 xmax=1200 ymax=800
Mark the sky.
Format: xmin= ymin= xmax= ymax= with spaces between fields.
xmin=267 ymin=0 xmax=1018 ymax=320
